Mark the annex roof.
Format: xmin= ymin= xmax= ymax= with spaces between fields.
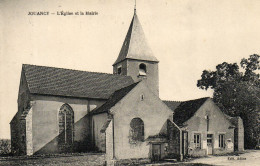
xmin=163 ymin=100 xmax=182 ymax=112
xmin=22 ymin=64 xmax=134 ymax=99
xmin=91 ymin=82 xmax=140 ymax=115
xmin=172 ymin=97 xmax=209 ymax=126
xmin=113 ymin=12 xmax=158 ymax=65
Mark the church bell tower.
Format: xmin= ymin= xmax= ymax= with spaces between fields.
xmin=113 ymin=8 xmax=159 ymax=95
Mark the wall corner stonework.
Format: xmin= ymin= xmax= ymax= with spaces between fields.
xmin=105 ymin=119 xmax=114 ymax=164
xmin=26 ymin=107 xmax=33 ymax=155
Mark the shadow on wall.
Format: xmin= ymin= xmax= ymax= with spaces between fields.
xmin=35 ymin=114 xmax=93 ymax=154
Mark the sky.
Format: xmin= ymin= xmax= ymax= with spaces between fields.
xmin=1 ymin=0 xmax=260 ymax=139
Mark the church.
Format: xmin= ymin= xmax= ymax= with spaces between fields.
xmin=10 ymin=8 xmax=244 ymax=165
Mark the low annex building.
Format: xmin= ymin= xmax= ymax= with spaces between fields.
xmin=164 ymin=98 xmax=244 ymax=159
xmin=10 ymin=9 xmax=244 ymax=165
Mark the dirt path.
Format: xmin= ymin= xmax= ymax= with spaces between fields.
xmin=187 ymin=150 xmax=260 ymax=166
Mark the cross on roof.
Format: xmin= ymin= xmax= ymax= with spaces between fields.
xmin=134 ymin=0 xmax=137 ymax=13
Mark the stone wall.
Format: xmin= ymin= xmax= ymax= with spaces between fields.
xmin=232 ymin=117 xmax=242 ymax=152
xmin=126 ymin=59 xmax=159 ymax=96
xmin=92 ymin=113 xmax=107 ymax=152
xmin=25 ymin=107 xmax=33 ymax=155
xmin=105 ymin=120 xmax=114 ymax=166
xmin=188 ymin=148 xmax=207 ymax=157
xmin=185 ymin=99 xmax=235 ymax=156
xmin=10 ymin=114 xmax=22 ymax=155
xmin=111 ymin=81 xmax=173 ymax=160
xmin=26 ymin=95 xmax=105 ymax=155
xmin=236 ymin=117 xmax=244 ymax=151
xmin=167 ymin=120 xmax=181 ymax=159
xmin=31 ymin=100 xmax=87 ymax=154
xmin=10 ymin=69 xmax=32 ymax=155
xmin=10 ymin=111 xmax=27 ymax=155
xmin=114 ymin=158 xmax=150 ymax=166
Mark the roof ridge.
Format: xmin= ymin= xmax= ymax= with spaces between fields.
xmin=113 ymin=81 xmax=140 ymax=93
xmin=91 ymin=81 xmax=140 ymax=115
xmin=163 ymin=97 xmax=210 ymax=103
xmin=22 ymin=64 xmax=130 ymax=78
xmin=22 ymin=64 xmax=135 ymax=99
xmin=181 ymin=97 xmax=210 ymax=102
xmin=113 ymin=15 xmax=134 ymax=66
xmin=163 ymin=100 xmax=182 ymax=103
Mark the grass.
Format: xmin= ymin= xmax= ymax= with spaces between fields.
xmin=0 ymin=153 xmax=105 ymax=166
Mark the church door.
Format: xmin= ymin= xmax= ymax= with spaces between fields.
xmin=152 ymin=144 xmax=161 ymax=162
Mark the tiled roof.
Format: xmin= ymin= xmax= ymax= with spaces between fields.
xmin=23 ymin=64 xmax=134 ymax=99
xmin=163 ymin=100 xmax=181 ymax=112
xmin=113 ymin=13 xmax=158 ymax=65
xmin=172 ymin=97 xmax=209 ymax=126
xmin=91 ymin=82 xmax=139 ymax=115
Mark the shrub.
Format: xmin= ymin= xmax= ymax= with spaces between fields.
xmin=0 ymin=139 xmax=11 ymax=156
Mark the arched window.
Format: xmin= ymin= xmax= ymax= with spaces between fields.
xmin=58 ymin=104 xmax=74 ymax=146
xmin=139 ymin=63 xmax=147 ymax=76
xmin=130 ymin=118 xmax=144 ymax=142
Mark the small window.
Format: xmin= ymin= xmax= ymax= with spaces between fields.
xmin=139 ymin=63 xmax=146 ymax=76
xmin=141 ymin=94 xmax=144 ymax=101
xmin=194 ymin=133 xmax=201 ymax=149
xmin=219 ymin=134 xmax=225 ymax=148
xmin=117 ymin=67 xmax=122 ymax=75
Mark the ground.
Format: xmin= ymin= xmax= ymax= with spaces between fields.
xmin=146 ymin=150 xmax=260 ymax=166
xmin=0 ymin=150 xmax=259 ymax=166
xmin=186 ymin=150 xmax=260 ymax=166
xmin=0 ymin=153 xmax=105 ymax=166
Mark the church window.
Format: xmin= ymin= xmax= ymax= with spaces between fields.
xmin=117 ymin=67 xmax=122 ymax=75
xmin=130 ymin=118 xmax=144 ymax=142
xmin=219 ymin=134 xmax=225 ymax=148
xmin=58 ymin=104 xmax=74 ymax=146
xmin=139 ymin=63 xmax=146 ymax=76
xmin=194 ymin=133 xmax=201 ymax=148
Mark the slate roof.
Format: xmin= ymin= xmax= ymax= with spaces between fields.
xmin=172 ymin=97 xmax=209 ymax=126
xmin=22 ymin=64 xmax=134 ymax=99
xmin=163 ymin=100 xmax=181 ymax=112
xmin=113 ymin=12 xmax=158 ymax=65
xmin=91 ymin=82 xmax=140 ymax=115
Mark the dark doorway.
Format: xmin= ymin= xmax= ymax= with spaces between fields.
xmin=152 ymin=144 xmax=161 ymax=162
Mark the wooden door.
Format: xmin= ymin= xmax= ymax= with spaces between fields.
xmin=207 ymin=134 xmax=213 ymax=155
xmin=152 ymin=144 xmax=161 ymax=162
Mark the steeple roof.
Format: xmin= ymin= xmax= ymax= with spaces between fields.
xmin=113 ymin=12 xmax=158 ymax=65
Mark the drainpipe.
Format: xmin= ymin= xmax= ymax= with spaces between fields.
xmin=169 ymin=119 xmax=183 ymax=161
